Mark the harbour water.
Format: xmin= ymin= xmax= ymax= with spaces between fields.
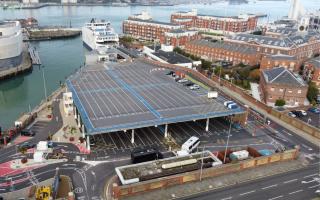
xmin=0 ymin=0 xmax=319 ymax=128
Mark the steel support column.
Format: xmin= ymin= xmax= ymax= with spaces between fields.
xmin=206 ymin=118 xmax=209 ymax=132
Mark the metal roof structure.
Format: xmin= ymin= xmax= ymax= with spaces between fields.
xmin=67 ymin=59 xmax=243 ymax=135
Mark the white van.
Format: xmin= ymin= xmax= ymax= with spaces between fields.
xmin=181 ymin=136 xmax=200 ymax=153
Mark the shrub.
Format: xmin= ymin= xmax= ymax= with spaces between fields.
xmin=69 ymin=137 xmax=75 ymax=142
xmin=21 ymin=157 xmax=28 ymax=164
xmin=275 ymin=99 xmax=286 ymax=107
xmin=79 ymin=137 xmax=85 ymax=143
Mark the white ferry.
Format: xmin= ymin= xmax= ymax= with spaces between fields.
xmin=82 ymin=19 xmax=119 ymax=50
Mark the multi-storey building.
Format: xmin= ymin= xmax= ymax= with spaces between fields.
xmin=171 ymin=9 xmax=258 ymax=34
xmin=303 ymin=57 xmax=320 ymax=90
xmin=185 ymin=40 xmax=260 ymax=66
xmin=225 ymin=31 xmax=320 ymax=64
xmin=160 ymin=29 xmax=200 ymax=47
xmin=122 ymin=15 xmax=184 ymax=41
xmin=260 ymin=67 xmax=308 ymax=107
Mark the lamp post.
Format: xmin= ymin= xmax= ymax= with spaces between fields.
xmin=200 ymin=145 xmax=205 ymax=181
xmin=223 ymin=115 xmax=233 ymax=164
xmin=41 ymin=65 xmax=48 ymax=101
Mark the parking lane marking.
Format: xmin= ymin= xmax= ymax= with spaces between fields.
xmin=283 ymin=179 xmax=298 ymax=184
xmin=309 ymin=184 xmax=320 ymax=189
xmin=262 ymin=184 xmax=278 ymax=190
xmin=268 ymin=195 xmax=283 ymax=200
xmin=304 ymin=174 xmax=318 ymax=178
xmin=289 ymin=189 xmax=303 ymax=195
xmin=239 ymin=190 xmax=255 ymax=196
xmin=221 ymin=197 xmax=232 ymax=200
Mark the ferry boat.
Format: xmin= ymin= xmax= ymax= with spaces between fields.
xmin=82 ymin=19 xmax=119 ymax=50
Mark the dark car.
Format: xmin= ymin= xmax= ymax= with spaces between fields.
xmin=48 ymin=141 xmax=57 ymax=148
xmin=166 ymin=71 xmax=174 ymax=75
xmin=0 ymin=136 xmax=11 ymax=145
xmin=19 ymin=142 xmax=36 ymax=149
xmin=183 ymin=81 xmax=194 ymax=87
xmin=291 ymin=110 xmax=303 ymax=118
xmin=308 ymin=107 xmax=320 ymax=114
xmin=21 ymin=129 xmax=35 ymax=137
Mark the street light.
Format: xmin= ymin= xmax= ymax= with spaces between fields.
xmin=41 ymin=65 xmax=48 ymax=101
xmin=223 ymin=115 xmax=233 ymax=164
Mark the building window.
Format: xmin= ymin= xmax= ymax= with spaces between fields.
xmin=297 ymin=90 xmax=301 ymax=94
xmin=288 ymin=90 xmax=292 ymax=93
xmin=269 ymin=96 xmax=272 ymax=99
xmin=279 ymin=88 xmax=283 ymax=92
xmin=270 ymin=87 xmax=275 ymax=91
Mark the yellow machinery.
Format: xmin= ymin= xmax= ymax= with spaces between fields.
xmin=35 ymin=186 xmax=52 ymax=200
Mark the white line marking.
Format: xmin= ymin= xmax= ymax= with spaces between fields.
xmin=304 ymin=174 xmax=318 ymax=178
xmin=221 ymin=197 xmax=232 ymax=200
xmin=309 ymin=184 xmax=320 ymax=189
xmin=239 ymin=190 xmax=255 ymax=196
xmin=289 ymin=189 xmax=303 ymax=195
xmin=282 ymin=130 xmax=292 ymax=136
xmin=268 ymin=195 xmax=283 ymax=200
xmin=284 ymin=179 xmax=298 ymax=184
xmin=262 ymin=184 xmax=278 ymax=190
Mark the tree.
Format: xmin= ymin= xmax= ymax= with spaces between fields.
xmin=275 ymin=99 xmax=286 ymax=107
xmin=249 ymin=69 xmax=260 ymax=82
xmin=307 ymin=82 xmax=319 ymax=102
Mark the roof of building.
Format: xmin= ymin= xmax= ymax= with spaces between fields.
xmin=262 ymin=67 xmax=306 ymax=86
xmin=125 ymin=18 xmax=182 ymax=27
xmin=306 ymin=56 xmax=320 ymax=68
xmin=188 ymin=39 xmax=256 ymax=54
xmin=266 ymin=27 xmax=297 ymax=36
xmin=265 ymin=54 xmax=297 ymax=61
xmin=153 ymin=50 xmax=193 ymax=64
xmin=229 ymin=31 xmax=320 ymax=48
xmin=66 ymin=58 xmax=243 ymax=135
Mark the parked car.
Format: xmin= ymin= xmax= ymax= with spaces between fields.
xmin=0 ymin=136 xmax=10 ymax=145
xmin=20 ymin=129 xmax=35 ymax=137
xmin=166 ymin=71 xmax=174 ymax=75
xmin=288 ymin=112 xmax=296 ymax=118
xmin=19 ymin=142 xmax=36 ymax=149
xmin=175 ymin=77 xmax=181 ymax=82
xmin=48 ymin=141 xmax=57 ymax=148
xmin=183 ymin=81 xmax=194 ymax=86
xmin=297 ymin=110 xmax=307 ymax=116
xmin=224 ymin=101 xmax=234 ymax=107
xmin=178 ymin=79 xmax=188 ymax=83
xmin=189 ymin=84 xmax=200 ymax=90
xmin=292 ymin=110 xmax=303 ymax=117
xmin=308 ymin=107 xmax=320 ymax=114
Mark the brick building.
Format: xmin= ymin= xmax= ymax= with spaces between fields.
xmin=185 ymin=40 xmax=260 ymax=66
xmin=303 ymin=56 xmax=320 ymax=90
xmin=122 ymin=17 xmax=184 ymax=41
xmin=260 ymin=67 xmax=308 ymax=107
xmin=160 ymin=29 xmax=200 ymax=47
xmin=225 ymin=31 xmax=320 ymax=63
xmin=260 ymin=54 xmax=299 ymax=71
xmin=171 ymin=9 xmax=258 ymax=34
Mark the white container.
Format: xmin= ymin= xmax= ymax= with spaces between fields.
xmin=230 ymin=150 xmax=249 ymax=161
xmin=208 ymin=91 xmax=218 ymax=99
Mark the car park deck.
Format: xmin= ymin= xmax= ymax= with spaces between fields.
xmin=67 ymin=60 xmax=244 ymax=135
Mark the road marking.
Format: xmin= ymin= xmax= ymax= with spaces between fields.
xmin=74 ymin=187 xmax=83 ymax=193
xmin=221 ymin=197 xmax=232 ymax=200
xmin=304 ymin=174 xmax=318 ymax=178
xmin=239 ymin=190 xmax=255 ymax=196
xmin=283 ymin=179 xmax=298 ymax=184
xmin=289 ymin=189 xmax=303 ymax=195
xmin=0 ymin=189 xmax=6 ymax=191
xmin=62 ymin=164 xmax=76 ymax=167
xmin=301 ymin=144 xmax=313 ymax=151
xmin=268 ymin=195 xmax=283 ymax=200
xmin=262 ymin=184 xmax=278 ymax=190
xmin=282 ymin=130 xmax=292 ymax=136
xmin=309 ymin=184 xmax=320 ymax=189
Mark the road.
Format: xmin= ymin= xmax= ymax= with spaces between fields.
xmin=183 ymin=163 xmax=319 ymax=200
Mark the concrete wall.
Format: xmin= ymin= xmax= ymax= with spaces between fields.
xmin=112 ymin=148 xmax=299 ymax=199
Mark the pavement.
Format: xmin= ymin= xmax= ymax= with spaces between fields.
xmin=250 ymin=82 xmax=261 ymax=102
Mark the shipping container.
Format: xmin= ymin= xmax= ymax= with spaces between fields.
xmin=208 ymin=91 xmax=218 ymax=99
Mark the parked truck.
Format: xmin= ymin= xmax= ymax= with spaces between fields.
xmin=229 ymin=150 xmax=249 ymax=161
